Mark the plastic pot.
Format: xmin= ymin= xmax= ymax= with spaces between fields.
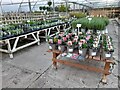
xmin=58 ymin=45 xmax=65 ymax=52
xmin=102 ymin=50 xmax=113 ymax=59
xmin=89 ymin=48 xmax=97 ymax=56
xmin=79 ymin=48 xmax=87 ymax=56
xmin=67 ymin=46 xmax=74 ymax=53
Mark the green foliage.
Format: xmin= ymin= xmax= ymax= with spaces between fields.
xmin=69 ymin=12 xmax=86 ymax=18
xmin=39 ymin=6 xmax=43 ymax=10
xmin=53 ymin=37 xmax=58 ymax=43
xmin=47 ymin=1 xmax=52 ymax=7
xmin=39 ymin=6 xmax=51 ymax=11
xmin=71 ymin=17 xmax=109 ymax=30
xmin=102 ymin=17 xmax=109 ymax=26
xmin=43 ymin=6 xmax=46 ymax=10
xmin=82 ymin=43 xmax=87 ymax=48
xmin=58 ymin=5 xmax=69 ymax=12
xmin=55 ymin=6 xmax=59 ymax=11
xmin=46 ymin=7 xmax=51 ymax=11
xmin=89 ymin=37 xmax=93 ymax=44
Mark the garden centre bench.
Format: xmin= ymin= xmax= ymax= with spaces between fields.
xmin=0 ymin=22 xmax=70 ymax=58
xmin=47 ymin=49 xmax=115 ymax=84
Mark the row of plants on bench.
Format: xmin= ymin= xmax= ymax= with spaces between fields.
xmin=47 ymin=29 xmax=114 ymax=59
xmin=0 ymin=18 xmax=69 ymax=39
xmin=69 ymin=12 xmax=86 ymax=18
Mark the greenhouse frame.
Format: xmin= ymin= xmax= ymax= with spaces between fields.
xmin=0 ymin=0 xmax=120 ymax=89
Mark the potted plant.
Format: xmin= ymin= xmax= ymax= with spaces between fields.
xmin=47 ymin=1 xmax=52 ymax=7
xmin=78 ymin=39 xmax=87 ymax=56
xmin=88 ymin=36 xmax=100 ymax=56
xmin=39 ymin=6 xmax=43 ymax=10
xmin=102 ymin=35 xmax=114 ymax=59
xmin=79 ymin=43 xmax=87 ymax=56
xmin=47 ymin=36 xmax=58 ymax=50
xmin=67 ymin=40 xmax=74 ymax=53
xmin=58 ymin=36 xmax=66 ymax=52
xmin=43 ymin=6 xmax=46 ymax=11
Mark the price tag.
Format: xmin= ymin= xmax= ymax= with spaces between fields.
xmin=69 ymin=49 xmax=73 ymax=52
xmin=77 ymin=24 xmax=82 ymax=27
xmin=91 ymin=52 xmax=96 ymax=56
xmin=102 ymin=31 xmax=105 ymax=34
xmin=105 ymin=54 xmax=111 ymax=57
xmin=49 ymin=46 xmax=52 ymax=50
xmin=105 ymin=29 xmax=108 ymax=33
xmin=79 ymin=50 xmax=82 ymax=54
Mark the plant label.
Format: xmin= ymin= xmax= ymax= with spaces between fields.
xmin=77 ymin=24 xmax=81 ymax=28
xmin=105 ymin=54 xmax=111 ymax=57
xmin=69 ymin=49 xmax=73 ymax=52
xmin=92 ymin=52 xmax=96 ymax=56
xmin=58 ymin=46 xmax=61 ymax=50
xmin=79 ymin=50 xmax=82 ymax=54
xmin=49 ymin=46 xmax=52 ymax=50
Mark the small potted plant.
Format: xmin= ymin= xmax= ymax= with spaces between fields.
xmin=73 ymin=35 xmax=78 ymax=48
xmin=78 ymin=40 xmax=87 ymax=56
xmin=102 ymin=36 xmax=114 ymax=59
xmin=57 ymin=36 xmax=66 ymax=52
xmin=47 ymin=36 xmax=58 ymax=50
xmin=88 ymin=36 xmax=100 ymax=56
xmin=67 ymin=40 xmax=74 ymax=53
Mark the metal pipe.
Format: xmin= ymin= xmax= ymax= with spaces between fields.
xmin=28 ymin=0 xmax=32 ymax=13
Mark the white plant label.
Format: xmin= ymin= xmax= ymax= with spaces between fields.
xmin=105 ymin=54 xmax=111 ymax=57
xmin=58 ymin=46 xmax=61 ymax=50
xmin=77 ymin=24 xmax=82 ymax=27
xmin=69 ymin=49 xmax=73 ymax=52
xmin=102 ymin=31 xmax=105 ymax=34
xmin=105 ymin=29 xmax=108 ymax=33
xmin=49 ymin=46 xmax=52 ymax=50
xmin=92 ymin=52 xmax=96 ymax=56
xmin=79 ymin=50 xmax=82 ymax=54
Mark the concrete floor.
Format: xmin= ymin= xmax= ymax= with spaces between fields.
xmin=1 ymin=19 xmax=119 ymax=88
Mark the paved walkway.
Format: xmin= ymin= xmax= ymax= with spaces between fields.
xmin=1 ymin=19 xmax=119 ymax=88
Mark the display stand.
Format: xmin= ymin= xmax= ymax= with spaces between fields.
xmin=0 ymin=23 xmax=70 ymax=58
xmin=47 ymin=50 xmax=114 ymax=84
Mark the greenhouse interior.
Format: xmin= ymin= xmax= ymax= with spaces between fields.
xmin=0 ymin=0 xmax=120 ymax=89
